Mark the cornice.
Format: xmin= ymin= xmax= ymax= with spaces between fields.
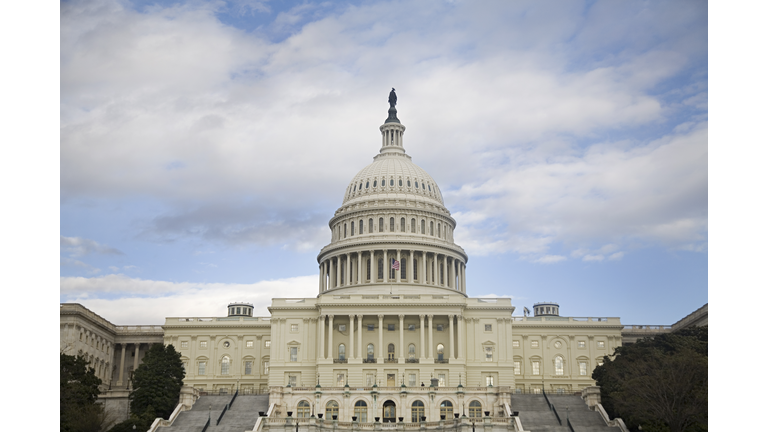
xmin=317 ymin=238 xmax=468 ymax=262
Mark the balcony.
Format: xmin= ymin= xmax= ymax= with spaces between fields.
xmin=334 ymin=359 xmax=348 ymax=363
xmin=405 ymin=358 xmax=419 ymax=364
xmin=384 ymin=359 xmax=398 ymax=364
xmin=363 ymin=358 xmax=377 ymax=363
xmin=435 ymin=359 xmax=449 ymax=364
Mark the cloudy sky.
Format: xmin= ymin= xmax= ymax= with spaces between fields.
xmin=59 ymin=0 xmax=708 ymax=325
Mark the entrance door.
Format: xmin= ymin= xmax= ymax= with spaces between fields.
xmin=383 ymin=400 xmax=396 ymax=423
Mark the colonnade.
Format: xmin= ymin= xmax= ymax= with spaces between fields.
xmin=318 ymin=250 xmax=466 ymax=293
xmin=114 ymin=342 xmax=144 ymax=387
xmin=315 ymin=314 xmax=464 ymax=362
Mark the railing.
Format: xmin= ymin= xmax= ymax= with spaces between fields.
xmin=384 ymin=359 xmax=398 ymax=363
xmin=435 ymin=359 xmax=449 ymax=364
xmin=334 ymin=359 xmax=348 ymax=363
xmin=363 ymin=358 xmax=377 ymax=363
xmin=542 ymin=391 xmax=562 ymax=426
xmin=405 ymin=358 xmax=419 ymax=363
xmin=566 ymin=417 xmax=575 ymax=432
xmin=201 ymin=417 xmax=210 ymax=432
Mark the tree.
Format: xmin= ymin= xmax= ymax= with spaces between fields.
xmin=131 ymin=343 xmax=186 ymax=421
xmin=61 ymin=353 xmax=107 ymax=432
xmin=593 ymin=326 xmax=707 ymax=432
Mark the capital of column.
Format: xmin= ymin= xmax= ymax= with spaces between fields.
xmin=398 ymin=314 xmax=405 ymax=320
xmin=378 ymin=314 xmax=384 ymax=320
xmin=427 ymin=314 xmax=434 ymax=319
xmin=419 ymin=314 xmax=425 ymax=319
xmin=328 ymin=314 xmax=334 ymax=320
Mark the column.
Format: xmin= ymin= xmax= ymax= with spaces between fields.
xmin=419 ymin=315 xmax=426 ymax=359
xmin=396 ymin=250 xmax=401 ymax=283
xmin=383 ymin=249 xmax=388 ymax=283
xmin=318 ymin=315 xmax=325 ymax=360
xmin=428 ymin=315 xmax=434 ymax=359
xmin=346 ymin=253 xmax=351 ymax=286
xmin=458 ymin=316 xmax=465 ymax=360
xmin=442 ymin=256 xmax=447 ymax=287
xmin=117 ymin=343 xmax=126 ymax=385
xmin=449 ymin=315 xmax=455 ymax=360
xmin=349 ymin=315 xmax=355 ymax=360
xmin=398 ymin=314 xmax=405 ymax=361
xmin=449 ymin=258 xmax=455 ymax=289
xmin=378 ymin=315 xmax=384 ymax=362
xmin=319 ymin=263 xmax=323 ymax=293
xmin=328 ymin=315 xmax=334 ymax=360
xmin=358 ymin=252 xmax=363 ymax=285
xmin=133 ymin=343 xmax=140 ymax=372
xmin=336 ymin=257 xmax=341 ymax=288
xmin=462 ymin=263 xmax=466 ymax=292
xmin=357 ymin=315 xmax=363 ymax=359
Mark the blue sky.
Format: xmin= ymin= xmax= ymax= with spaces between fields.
xmin=59 ymin=0 xmax=708 ymax=325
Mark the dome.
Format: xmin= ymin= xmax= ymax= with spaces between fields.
xmin=342 ymin=154 xmax=445 ymax=207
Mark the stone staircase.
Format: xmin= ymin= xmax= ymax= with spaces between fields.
xmin=206 ymin=394 xmax=270 ymax=432
xmin=509 ymin=394 xmax=616 ymax=432
xmin=162 ymin=395 xmax=232 ymax=432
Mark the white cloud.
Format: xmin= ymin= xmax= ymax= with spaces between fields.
xmin=608 ymin=252 xmax=624 ymax=261
xmin=534 ymin=255 xmax=567 ymax=264
xmin=582 ymin=254 xmax=604 ymax=262
xmin=60 ymin=236 xmax=123 ymax=257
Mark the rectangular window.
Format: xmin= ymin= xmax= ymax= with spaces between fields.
xmin=486 ymin=376 xmax=494 ymax=386
xmin=388 ymin=324 xmax=395 ymax=331
xmin=531 ymin=340 xmax=539 ymax=348
xmin=598 ymin=341 xmax=605 ymax=348
xmin=291 ymin=324 xmax=299 ymax=332
xmin=368 ymin=324 xmax=374 ymax=331
xmin=245 ymin=361 xmax=253 ymax=375
xmin=485 ymin=346 xmax=493 ymax=361
xmin=514 ymin=361 xmax=521 ymax=375
xmin=436 ymin=324 xmax=444 ymax=331
xmin=438 ymin=373 xmax=446 ymax=387
xmin=408 ymin=373 xmax=416 ymax=387
xmin=265 ymin=340 xmax=271 ymax=348
xmin=288 ymin=375 xmax=297 ymax=387
xmin=290 ymin=347 xmax=298 ymax=362
xmin=532 ymin=361 xmax=540 ymax=375
xmin=337 ymin=373 xmax=345 ymax=387
xmin=579 ymin=362 xmax=587 ymax=376
xmin=512 ymin=340 xmax=519 ymax=348
xmin=198 ymin=361 xmax=206 ymax=375
xmin=200 ymin=341 xmax=207 ymax=348
xmin=246 ymin=341 xmax=254 ymax=348
xmin=366 ymin=373 xmax=374 ymax=386
xmin=578 ymin=341 xmax=585 ymax=348
xmin=181 ymin=341 xmax=188 ymax=348
xmin=264 ymin=361 xmax=269 ymax=374
xmin=485 ymin=324 xmax=492 ymax=331
xmin=339 ymin=324 xmax=346 ymax=332
xmin=408 ymin=324 xmax=415 ymax=331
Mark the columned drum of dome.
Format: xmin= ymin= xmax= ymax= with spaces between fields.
xmin=317 ymin=94 xmax=468 ymax=297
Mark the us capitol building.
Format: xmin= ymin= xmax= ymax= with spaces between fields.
xmin=60 ymin=92 xmax=707 ymax=429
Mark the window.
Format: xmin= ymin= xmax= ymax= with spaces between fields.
xmin=411 ymin=400 xmax=425 ymax=422
xmin=265 ymin=340 xmax=271 ymax=348
xmin=373 ymin=180 xmax=377 ymax=187
xmin=421 ymin=220 xmax=425 ymax=234
xmin=289 ymin=375 xmax=297 ymax=387
xmin=263 ymin=361 xmax=269 ymax=374
xmin=221 ymin=356 xmax=230 ymax=374
xmin=531 ymin=340 xmax=539 ymax=348
xmin=438 ymin=373 xmax=446 ymax=387
xmin=514 ymin=361 xmax=521 ymax=375
xmin=485 ymin=346 xmax=493 ymax=361
xmin=366 ymin=373 xmax=375 ymax=386
xmin=198 ymin=361 xmax=206 ymax=375
xmin=388 ymin=324 xmax=395 ymax=331
xmin=388 ymin=344 xmax=395 ymax=360
xmin=555 ymin=356 xmax=564 ymax=375
xmin=579 ymin=362 xmax=587 ymax=376
xmin=359 ymin=220 xmax=363 ymax=235
xmin=399 ymin=179 xmax=402 ymax=186
xmin=200 ymin=341 xmax=208 ymax=348
xmin=181 ymin=341 xmax=188 ymax=348
xmin=484 ymin=324 xmax=492 ymax=332
xmin=468 ymin=401 xmax=482 ymax=418
xmin=246 ymin=341 xmax=254 ymax=348
xmin=350 ymin=221 xmax=354 ymax=236
xmin=354 ymin=400 xmax=368 ymax=422
xmin=437 ymin=344 xmax=445 ymax=361
xmin=408 ymin=373 xmax=416 ymax=387
xmin=236 ymin=307 xmax=241 ymax=314
xmin=440 ymin=400 xmax=452 ymax=418
xmin=336 ymin=373 xmax=345 ymax=386
xmin=486 ymin=376 xmax=494 ymax=386
xmin=408 ymin=344 xmax=416 ymax=359
xmin=411 ymin=219 xmax=416 ymax=233
xmin=400 ymin=218 xmax=405 ymax=232
xmin=298 ymin=401 xmax=311 ymax=418
xmin=512 ymin=341 xmax=519 ymax=348
xmin=407 ymin=180 xmax=411 ymax=187
xmin=224 ymin=341 xmax=230 ymax=348
xmin=436 ymin=324 xmax=443 ymax=331
xmin=430 ymin=221 xmax=434 ymax=235
xmin=368 ymin=324 xmax=374 ymax=331
xmin=578 ymin=341 xmax=585 ymax=348
xmin=344 ymin=224 xmax=347 ymax=238
xmin=408 ymin=324 xmax=415 ymax=331
xmin=378 ymin=259 xmax=383 ymax=279
xmin=415 ymin=181 xmax=419 ymax=188
xmin=245 ymin=361 xmax=253 ymax=375
xmin=339 ymin=324 xmax=346 ymax=332
xmin=338 ymin=344 xmax=346 ymax=360
xmin=379 ymin=218 xmax=384 ymax=232
xmin=598 ymin=341 xmax=605 ymax=348
xmin=367 ymin=344 xmax=374 ymax=360
xmin=290 ymin=347 xmax=298 ymax=362
xmin=532 ymin=361 xmax=540 ymax=375
xmin=390 ymin=179 xmax=394 ymax=186
xmin=437 ymin=224 xmax=441 ymax=237
xmin=369 ymin=218 xmax=373 ymax=233
xmin=390 ymin=217 xmax=395 ymax=231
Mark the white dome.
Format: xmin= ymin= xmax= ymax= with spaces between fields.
xmin=342 ymin=154 xmax=444 ymax=206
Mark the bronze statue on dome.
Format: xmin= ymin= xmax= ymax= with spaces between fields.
xmin=388 ymin=88 xmax=397 ymax=107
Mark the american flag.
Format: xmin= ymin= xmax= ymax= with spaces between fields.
xmin=391 ymin=259 xmax=400 ymax=270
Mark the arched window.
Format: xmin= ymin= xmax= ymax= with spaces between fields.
xmin=430 ymin=221 xmax=434 ymax=236
xmin=388 ymin=343 xmax=395 ymax=360
xmin=297 ymin=400 xmax=311 ymax=418
xmin=468 ymin=401 xmax=482 ymax=418
xmin=367 ymin=343 xmax=374 ymax=360
xmin=326 ymin=401 xmax=339 ymax=420
xmin=369 ymin=218 xmax=373 ymax=233
xmin=367 ymin=257 xmax=371 ymax=280
xmin=400 ymin=260 xmax=406 ymax=280
xmin=411 ymin=400 xmax=425 ymax=422
xmin=408 ymin=344 xmax=416 ymax=359
xmin=421 ymin=220 xmax=425 ymax=234
xmin=390 ymin=217 xmax=395 ymax=231
xmin=555 ymin=356 xmax=564 ymax=375
xmin=221 ymin=355 xmax=230 ymax=375
xmin=411 ymin=218 xmax=416 ymax=233
xmin=378 ymin=259 xmax=383 ymax=280
xmin=350 ymin=221 xmax=354 ymax=236
xmin=439 ymin=400 xmax=453 ymax=419
xmin=354 ymin=400 xmax=368 ymax=422
xmin=383 ymin=400 xmax=396 ymax=423
xmin=437 ymin=223 xmax=441 ymax=238
xmin=437 ymin=344 xmax=445 ymax=361
xmin=379 ymin=218 xmax=384 ymax=232
xmin=359 ymin=220 xmax=363 ymax=235
xmin=338 ymin=344 xmax=346 ymax=361
xmin=344 ymin=224 xmax=347 ymax=238
xmin=390 ymin=179 xmax=394 ymax=186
